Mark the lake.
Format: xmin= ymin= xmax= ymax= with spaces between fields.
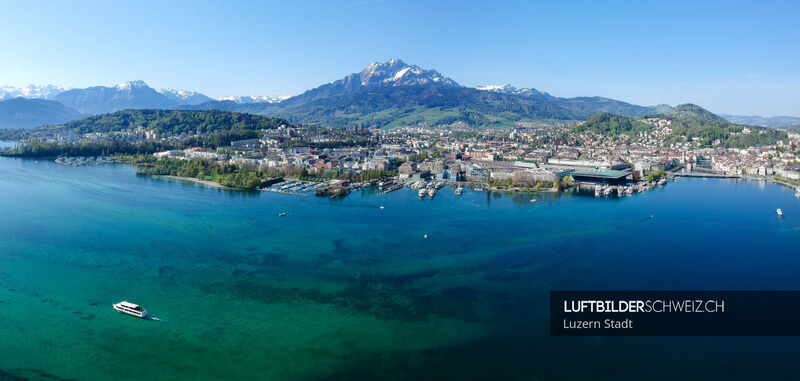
xmin=1 ymin=157 xmax=799 ymax=380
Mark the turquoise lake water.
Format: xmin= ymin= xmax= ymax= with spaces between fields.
xmin=1 ymin=156 xmax=800 ymax=380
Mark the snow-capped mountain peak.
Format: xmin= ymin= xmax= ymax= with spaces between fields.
xmin=216 ymin=95 xmax=288 ymax=104
xmin=116 ymin=80 xmax=149 ymax=91
xmin=357 ymin=59 xmax=459 ymax=87
xmin=475 ymin=84 xmax=516 ymax=92
xmin=155 ymin=87 xmax=214 ymax=105
xmin=474 ymin=84 xmax=556 ymax=100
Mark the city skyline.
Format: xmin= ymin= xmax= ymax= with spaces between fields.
xmin=2 ymin=0 xmax=799 ymax=117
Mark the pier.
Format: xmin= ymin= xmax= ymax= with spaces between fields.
xmin=671 ymin=172 xmax=740 ymax=179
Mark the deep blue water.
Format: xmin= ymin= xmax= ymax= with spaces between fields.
xmin=1 ymin=157 xmax=799 ymax=380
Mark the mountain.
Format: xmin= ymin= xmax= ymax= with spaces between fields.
xmin=1 ymin=84 xmax=65 ymax=100
xmin=284 ymin=59 xmax=459 ymax=106
xmin=155 ymin=88 xmax=214 ymax=105
xmin=54 ymin=81 xmax=177 ymax=115
xmin=0 ymin=97 xmax=83 ymax=129
xmin=719 ymin=114 xmax=800 ymax=129
xmin=271 ymin=85 xmax=584 ymax=128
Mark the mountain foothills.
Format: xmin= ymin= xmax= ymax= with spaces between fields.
xmin=1 ymin=59 xmax=798 ymax=131
xmin=0 ymin=98 xmax=83 ymax=129
xmin=573 ymin=104 xmax=788 ymax=148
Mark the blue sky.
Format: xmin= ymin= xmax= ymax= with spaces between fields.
xmin=2 ymin=0 xmax=799 ymax=116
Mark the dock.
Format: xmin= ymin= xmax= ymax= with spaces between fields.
xmin=259 ymin=189 xmax=309 ymax=197
xmin=380 ymin=184 xmax=403 ymax=195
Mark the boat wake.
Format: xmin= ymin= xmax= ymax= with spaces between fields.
xmin=146 ymin=316 xmax=166 ymax=322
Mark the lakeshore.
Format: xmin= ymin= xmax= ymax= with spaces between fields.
xmin=156 ymin=174 xmax=226 ymax=188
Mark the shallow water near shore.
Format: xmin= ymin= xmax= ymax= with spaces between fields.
xmin=1 ymin=157 xmax=800 ymax=380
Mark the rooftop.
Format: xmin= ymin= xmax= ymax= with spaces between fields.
xmin=559 ymin=168 xmax=633 ymax=179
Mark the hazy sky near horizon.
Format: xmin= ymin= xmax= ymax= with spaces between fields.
xmin=2 ymin=0 xmax=798 ymax=116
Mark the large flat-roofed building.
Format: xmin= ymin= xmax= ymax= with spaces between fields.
xmin=558 ymin=168 xmax=632 ymax=185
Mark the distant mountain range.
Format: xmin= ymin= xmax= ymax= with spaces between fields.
xmin=0 ymin=82 xmax=283 ymax=128
xmin=54 ymin=81 xmax=178 ymax=115
xmin=1 ymin=84 xmax=64 ymax=101
xmin=2 ymin=59 xmax=798 ymax=130
xmin=718 ymin=114 xmax=800 ymax=129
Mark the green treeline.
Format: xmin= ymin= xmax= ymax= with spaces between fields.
xmin=134 ymin=157 xmax=277 ymax=189
xmin=62 ymin=109 xmax=289 ymax=135
xmin=5 ymin=140 xmax=172 ymax=158
xmin=571 ymin=113 xmax=651 ymax=136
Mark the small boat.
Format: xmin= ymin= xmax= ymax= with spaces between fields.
xmin=530 ymin=198 xmax=537 ymax=202
xmin=113 ymin=301 xmax=148 ymax=318
xmin=777 ymin=209 xmax=783 ymax=216
xmin=455 ymin=187 xmax=463 ymax=196
xmin=419 ymin=189 xmax=427 ymax=198
xmin=279 ymin=213 xmax=286 ymax=217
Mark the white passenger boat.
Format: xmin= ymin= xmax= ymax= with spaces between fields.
xmin=419 ymin=189 xmax=427 ymax=198
xmin=113 ymin=301 xmax=148 ymax=318
xmin=428 ymin=188 xmax=436 ymax=199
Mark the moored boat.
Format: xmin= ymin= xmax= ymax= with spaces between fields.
xmin=113 ymin=301 xmax=148 ymax=318
xmin=428 ymin=188 xmax=436 ymax=199
xmin=419 ymin=189 xmax=427 ymax=198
